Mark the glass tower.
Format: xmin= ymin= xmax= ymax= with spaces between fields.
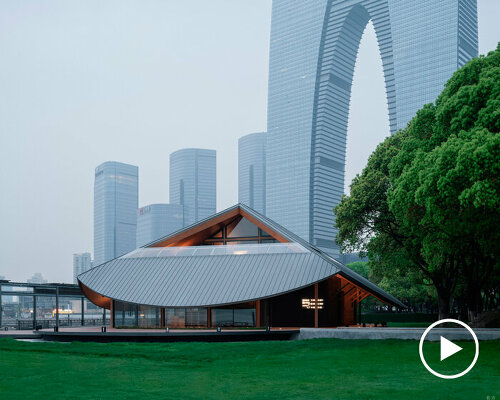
xmin=73 ymin=252 xmax=92 ymax=284
xmin=238 ymin=132 xmax=266 ymax=214
xmin=94 ymin=161 xmax=138 ymax=266
xmin=266 ymin=0 xmax=478 ymax=257
xmin=136 ymin=204 xmax=184 ymax=247
xmin=169 ymin=149 xmax=216 ymax=227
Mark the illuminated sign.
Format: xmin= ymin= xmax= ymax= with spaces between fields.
xmin=301 ymin=298 xmax=324 ymax=310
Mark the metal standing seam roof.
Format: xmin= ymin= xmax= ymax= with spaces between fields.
xmin=79 ymin=251 xmax=336 ymax=308
xmin=79 ymin=204 xmax=405 ymax=308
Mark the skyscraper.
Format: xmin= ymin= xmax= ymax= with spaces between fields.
xmin=238 ymin=132 xmax=267 ymax=214
xmin=266 ymin=0 xmax=478 ymax=257
xmin=169 ymin=149 xmax=216 ymax=227
xmin=136 ymin=204 xmax=184 ymax=247
xmin=73 ymin=252 xmax=92 ymax=284
xmin=94 ymin=161 xmax=138 ymax=266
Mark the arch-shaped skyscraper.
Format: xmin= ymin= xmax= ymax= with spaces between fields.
xmin=266 ymin=0 xmax=478 ymax=257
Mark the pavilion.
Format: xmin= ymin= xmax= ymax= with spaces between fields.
xmin=78 ymin=204 xmax=404 ymax=329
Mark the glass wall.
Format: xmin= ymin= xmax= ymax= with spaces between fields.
xmin=114 ymin=301 xmax=138 ymax=328
xmin=165 ymin=308 xmax=184 ymax=328
xmin=138 ymin=305 xmax=161 ymax=328
xmin=113 ymin=302 xmax=209 ymax=328
xmin=166 ymin=308 xmax=208 ymax=328
xmin=112 ymin=301 xmax=259 ymax=329
xmin=202 ymin=217 xmax=277 ymax=246
xmin=211 ymin=306 xmax=256 ymax=327
xmin=0 ymin=283 xmax=107 ymax=330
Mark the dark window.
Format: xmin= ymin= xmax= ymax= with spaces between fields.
xmin=227 ymin=218 xmax=259 ymax=238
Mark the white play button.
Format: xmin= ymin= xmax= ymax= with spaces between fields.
xmin=440 ymin=336 xmax=462 ymax=361
xmin=419 ymin=319 xmax=479 ymax=379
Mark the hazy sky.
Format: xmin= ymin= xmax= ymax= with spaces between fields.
xmin=1 ymin=1 xmax=498 ymax=282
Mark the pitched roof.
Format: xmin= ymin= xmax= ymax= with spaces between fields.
xmin=79 ymin=204 xmax=405 ymax=308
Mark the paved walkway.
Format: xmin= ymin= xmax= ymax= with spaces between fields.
xmin=0 ymin=330 xmax=42 ymax=339
xmin=2 ymin=326 xmax=499 ymax=341
xmin=297 ymin=327 xmax=500 ymax=341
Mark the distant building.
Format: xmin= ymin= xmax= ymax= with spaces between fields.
xmin=136 ymin=204 xmax=184 ymax=247
xmin=266 ymin=0 xmax=478 ymax=258
xmin=73 ymin=253 xmax=92 ymax=284
xmin=27 ymin=273 xmax=47 ymax=284
xmin=340 ymin=252 xmax=368 ymax=265
xmin=238 ymin=132 xmax=266 ymax=214
xmin=169 ymin=149 xmax=216 ymax=227
xmin=94 ymin=161 xmax=139 ymax=266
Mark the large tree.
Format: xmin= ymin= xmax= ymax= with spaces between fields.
xmin=335 ymin=45 xmax=500 ymax=320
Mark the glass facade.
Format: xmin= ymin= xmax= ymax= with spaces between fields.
xmin=169 ymin=148 xmax=216 ymax=227
xmin=136 ymin=204 xmax=184 ymax=247
xmin=112 ymin=301 xmax=257 ymax=329
xmin=211 ymin=308 xmax=256 ymax=327
xmin=238 ymin=132 xmax=267 ymax=214
xmin=94 ymin=161 xmax=138 ymax=266
xmin=266 ymin=0 xmax=478 ymax=257
xmin=122 ymin=242 xmax=306 ymax=259
xmin=0 ymin=283 xmax=107 ymax=330
xmin=113 ymin=302 xmax=211 ymax=329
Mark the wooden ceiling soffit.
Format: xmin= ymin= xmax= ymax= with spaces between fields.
xmin=79 ymin=281 xmax=111 ymax=309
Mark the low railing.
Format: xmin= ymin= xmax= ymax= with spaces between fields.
xmin=3 ymin=319 xmax=111 ymax=330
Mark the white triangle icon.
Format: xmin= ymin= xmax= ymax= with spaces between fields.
xmin=440 ymin=336 xmax=462 ymax=361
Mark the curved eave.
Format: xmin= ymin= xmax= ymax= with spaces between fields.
xmin=78 ymin=280 xmax=112 ymax=309
xmin=78 ymin=252 xmax=405 ymax=309
xmin=78 ymin=252 xmax=339 ymax=308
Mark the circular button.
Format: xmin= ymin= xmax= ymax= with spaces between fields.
xmin=419 ymin=318 xmax=479 ymax=379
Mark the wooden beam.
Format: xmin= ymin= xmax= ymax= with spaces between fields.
xmin=358 ymin=293 xmax=371 ymax=302
xmin=256 ymin=300 xmax=261 ymax=328
xmin=110 ymin=299 xmax=114 ymax=328
xmin=338 ymin=273 xmax=388 ymax=305
xmin=314 ymin=283 xmax=319 ymax=328
xmin=343 ymin=286 xmax=356 ymax=297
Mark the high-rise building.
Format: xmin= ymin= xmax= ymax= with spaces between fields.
xmin=169 ymin=149 xmax=216 ymax=227
xmin=73 ymin=252 xmax=92 ymax=284
xmin=266 ymin=0 xmax=478 ymax=257
xmin=136 ymin=204 xmax=184 ymax=247
xmin=238 ymin=132 xmax=266 ymax=214
xmin=94 ymin=161 xmax=139 ymax=266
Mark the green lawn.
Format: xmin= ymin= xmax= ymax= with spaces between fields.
xmin=0 ymin=338 xmax=498 ymax=400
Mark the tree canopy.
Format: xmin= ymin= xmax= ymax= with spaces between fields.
xmin=335 ymin=44 xmax=500 ymax=320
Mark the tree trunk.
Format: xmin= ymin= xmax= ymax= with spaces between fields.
xmin=436 ymin=287 xmax=451 ymax=320
xmin=466 ymin=286 xmax=483 ymax=323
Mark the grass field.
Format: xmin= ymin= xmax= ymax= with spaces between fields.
xmin=0 ymin=338 xmax=498 ymax=400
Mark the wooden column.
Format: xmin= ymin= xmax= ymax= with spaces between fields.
xmin=110 ymin=300 xmax=114 ymax=328
xmin=314 ymin=283 xmax=319 ymax=328
xmin=256 ymin=300 xmax=261 ymax=328
xmin=161 ymin=308 xmax=165 ymax=328
xmin=207 ymin=307 xmax=211 ymax=328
